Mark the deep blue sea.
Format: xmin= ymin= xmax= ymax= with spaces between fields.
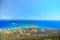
xmin=0 ymin=20 xmax=60 ymax=29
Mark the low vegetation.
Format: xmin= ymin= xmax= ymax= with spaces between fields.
xmin=0 ymin=28 xmax=60 ymax=40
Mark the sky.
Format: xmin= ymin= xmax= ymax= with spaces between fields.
xmin=0 ymin=0 xmax=60 ymax=20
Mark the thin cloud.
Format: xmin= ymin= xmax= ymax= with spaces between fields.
xmin=0 ymin=16 xmax=12 ymax=20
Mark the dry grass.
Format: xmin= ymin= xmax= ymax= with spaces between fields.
xmin=0 ymin=28 xmax=60 ymax=40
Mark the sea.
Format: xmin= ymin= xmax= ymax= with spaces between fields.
xmin=0 ymin=20 xmax=60 ymax=29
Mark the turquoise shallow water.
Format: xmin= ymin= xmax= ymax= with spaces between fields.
xmin=0 ymin=20 xmax=60 ymax=29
